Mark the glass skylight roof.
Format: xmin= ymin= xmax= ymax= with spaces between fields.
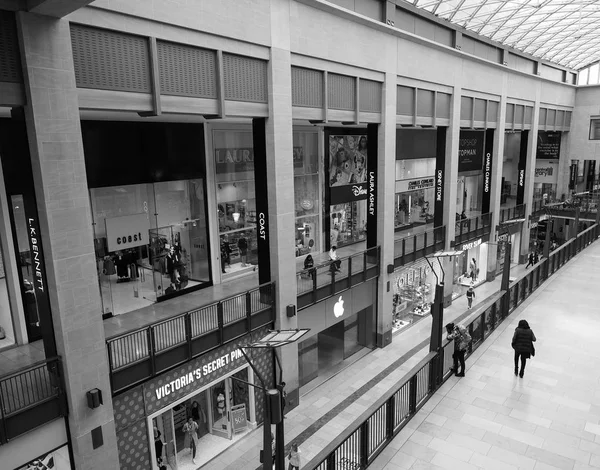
xmin=406 ymin=0 xmax=600 ymax=70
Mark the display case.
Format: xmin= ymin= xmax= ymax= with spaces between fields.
xmin=392 ymin=262 xmax=434 ymax=333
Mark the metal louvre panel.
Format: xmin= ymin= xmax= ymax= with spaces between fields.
xmin=547 ymin=108 xmax=556 ymax=127
xmin=328 ymin=73 xmax=355 ymax=111
xmin=556 ymin=110 xmax=565 ymax=128
xmin=515 ymin=105 xmax=524 ymax=125
xmin=0 ymin=11 xmax=21 ymax=83
xmin=396 ymin=85 xmax=415 ymax=116
xmin=565 ymin=111 xmax=572 ymax=128
xmin=473 ymin=98 xmax=486 ymax=122
xmin=223 ymin=53 xmax=267 ymax=102
xmin=460 ymin=96 xmax=473 ymax=121
xmin=505 ymin=103 xmax=515 ymax=125
xmin=359 ymin=79 xmax=381 ymax=112
xmin=436 ymin=92 xmax=451 ymax=119
xmin=70 ymin=25 xmax=151 ymax=93
xmin=416 ymin=89 xmax=434 ymax=117
xmin=524 ymin=106 xmax=533 ymax=126
xmin=291 ymin=66 xmax=323 ymax=108
xmin=157 ymin=41 xmax=217 ymax=98
xmin=487 ymin=101 xmax=499 ymax=123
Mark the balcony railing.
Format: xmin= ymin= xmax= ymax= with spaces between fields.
xmin=454 ymin=213 xmax=492 ymax=246
xmin=106 ymin=282 xmax=275 ymax=394
xmin=499 ymin=203 xmax=526 ymax=224
xmin=393 ymin=226 xmax=445 ymax=268
xmin=304 ymin=223 xmax=600 ymax=470
xmin=0 ymin=357 xmax=66 ymax=445
xmin=296 ymin=246 xmax=380 ymax=310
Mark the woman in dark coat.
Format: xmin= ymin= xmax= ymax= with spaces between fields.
xmin=512 ymin=319 xmax=536 ymax=378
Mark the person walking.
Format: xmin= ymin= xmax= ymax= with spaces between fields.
xmin=526 ymin=252 xmax=534 ymax=268
xmin=182 ymin=417 xmax=199 ymax=464
xmin=446 ymin=322 xmax=471 ymax=377
xmin=466 ymin=284 xmax=475 ymax=309
xmin=512 ymin=319 xmax=536 ymax=378
xmin=533 ymin=251 xmax=539 ymax=264
xmin=288 ymin=442 xmax=302 ymax=470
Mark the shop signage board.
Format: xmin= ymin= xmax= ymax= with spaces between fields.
xmin=105 ymin=213 xmax=150 ymax=253
xmin=569 ymin=163 xmax=577 ymax=189
xmin=366 ymin=124 xmax=378 ymax=249
xmin=434 ymin=127 xmax=446 ymax=228
xmin=330 ymin=184 xmax=369 ymax=205
xmin=536 ymin=131 xmax=561 ymax=159
xmin=214 ymin=147 xmax=254 ymax=173
xmin=460 ymin=238 xmax=482 ymax=252
xmin=394 ymin=177 xmax=435 ymax=193
xmin=517 ymin=130 xmax=529 ymax=205
xmin=534 ymin=160 xmax=558 ymax=184
xmin=231 ymin=404 xmax=248 ymax=433
xmin=586 ymin=160 xmax=596 ymax=190
xmin=458 ymin=130 xmax=484 ymax=172
xmin=482 ymin=129 xmax=494 ymax=214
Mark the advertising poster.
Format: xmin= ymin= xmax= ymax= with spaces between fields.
xmin=536 ymin=131 xmax=561 ymax=159
xmin=458 ymin=130 xmax=484 ymax=172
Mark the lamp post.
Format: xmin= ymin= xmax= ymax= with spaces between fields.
xmin=240 ymin=329 xmax=310 ymax=470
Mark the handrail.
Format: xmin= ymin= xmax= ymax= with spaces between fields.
xmin=304 ymin=223 xmax=599 ymax=470
xmin=106 ymin=281 xmax=275 ymax=341
xmin=296 ymin=245 xmax=379 ymax=276
xmin=0 ymin=356 xmax=61 ymax=381
xmin=499 ymin=203 xmax=526 ymax=223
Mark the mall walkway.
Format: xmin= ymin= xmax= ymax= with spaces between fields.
xmin=370 ymin=240 xmax=600 ymax=470
xmin=199 ymin=261 xmax=534 ymax=469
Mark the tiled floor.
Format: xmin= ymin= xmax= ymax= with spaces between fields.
xmin=197 ymin=258 xmax=542 ymax=469
xmin=371 ymin=239 xmax=600 ymax=470
xmin=0 ymin=340 xmax=45 ymax=376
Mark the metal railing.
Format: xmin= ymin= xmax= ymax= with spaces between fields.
xmin=393 ymin=226 xmax=445 ymax=267
xmin=106 ymin=282 xmax=275 ymax=394
xmin=296 ymin=246 xmax=380 ymax=310
xmin=305 ymin=223 xmax=600 ymax=470
xmin=499 ymin=204 xmax=526 ymax=224
xmin=0 ymin=357 xmax=66 ymax=445
xmin=454 ymin=213 xmax=492 ymax=245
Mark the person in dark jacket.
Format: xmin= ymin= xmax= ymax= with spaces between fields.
xmin=512 ymin=319 xmax=536 ymax=378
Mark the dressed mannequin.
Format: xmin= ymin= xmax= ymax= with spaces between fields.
xmin=165 ymin=245 xmax=181 ymax=285
xmin=220 ymin=236 xmax=232 ymax=273
xmin=217 ymin=391 xmax=226 ymax=429
xmin=238 ymin=236 xmax=248 ymax=267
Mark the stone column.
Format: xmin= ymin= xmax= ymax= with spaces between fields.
xmin=16 ymin=12 xmax=119 ymax=469
xmin=442 ymin=87 xmax=460 ymax=305
xmin=487 ymin=78 xmax=508 ymax=277
xmin=520 ymin=89 xmax=541 ymax=261
xmin=376 ymin=68 xmax=397 ymax=348
xmin=265 ymin=0 xmax=299 ymax=408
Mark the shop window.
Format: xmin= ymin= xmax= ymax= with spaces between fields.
xmin=0 ymin=236 xmax=15 ymax=347
xmin=328 ymin=134 xmax=369 ymax=248
xmin=392 ymin=259 xmax=438 ymax=333
xmin=90 ymin=179 xmax=210 ymax=317
xmin=590 ymin=119 xmax=600 ymax=140
xmin=298 ymin=335 xmax=318 ymax=387
xmin=214 ymin=130 xmax=258 ymax=278
xmin=293 ymin=131 xmax=321 ymax=258
xmin=151 ymin=369 xmax=254 ymax=469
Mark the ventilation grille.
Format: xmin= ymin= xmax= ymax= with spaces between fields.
xmin=417 ymin=89 xmax=434 ymax=117
xmin=157 ymin=41 xmax=217 ymax=98
xmin=505 ymin=103 xmax=515 ymax=125
xmin=359 ymin=79 xmax=381 ymax=112
xmin=70 ymin=25 xmax=151 ymax=93
xmin=460 ymin=97 xmax=473 ymax=121
xmin=487 ymin=101 xmax=499 ymax=123
xmin=436 ymin=93 xmax=451 ymax=119
xmin=524 ymin=106 xmax=533 ymax=126
xmin=223 ymin=53 xmax=267 ymax=103
xmin=328 ymin=73 xmax=355 ymax=110
xmin=397 ymin=86 xmax=415 ymax=116
xmin=291 ymin=67 xmax=323 ymax=107
xmin=0 ymin=11 xmax=21 ymax=83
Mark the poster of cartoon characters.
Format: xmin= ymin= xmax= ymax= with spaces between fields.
xmin=329 ymin=135 xmax=368 ymax=187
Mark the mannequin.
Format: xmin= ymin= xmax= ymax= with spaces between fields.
xmin=165 ymin=245 xmax=181 ymax=286
xmin=238 ymin=236 xmax=248 ymax=267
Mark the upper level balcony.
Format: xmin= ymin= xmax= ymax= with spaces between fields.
xmin=393 ymin=226 xmax=445 ymax=268
xmin=454 ymin=213 xmax=492 ymax=246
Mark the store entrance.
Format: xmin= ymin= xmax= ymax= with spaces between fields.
xmin=152 ymin=369 xmax=252 ymax=470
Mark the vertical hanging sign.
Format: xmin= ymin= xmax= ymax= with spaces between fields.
xmin=433 ymin=127 xmax=446 ymax=228
xmin=366 ymin=124 xmax=378 ymax=249
xmin=516 ymin=130 xmax=529 ymax=205
xmin=481 ymin=129 xmax=494 ymax=214
xmin=252 ymin=118 xmax=271 ymax=285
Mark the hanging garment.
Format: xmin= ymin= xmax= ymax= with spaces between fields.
xmin=103 ymin=257 xmax=116 ymax=276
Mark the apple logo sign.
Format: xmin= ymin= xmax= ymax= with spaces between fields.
xmin=333 ymin=296 xmax=344 ymax=318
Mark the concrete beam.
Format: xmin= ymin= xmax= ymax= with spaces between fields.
xmin=27 ymin=0 xmax=94 ymax=17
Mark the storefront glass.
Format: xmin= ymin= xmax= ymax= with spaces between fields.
xmin=391 ymin=259 xmax=441 ymax=333
xmin=452 ymin=240 xmax=488 ymax=299
xmin=213 ymin=129 xmax=258 ymax=278
xmin=328 ymin=134 xmax=368 ymax=248
xmin=0 ymin=234 xmax=14 ymax=347
xmin=293 ymin=131 xmax=321 ymax=257
xmin=151 ymin=367 xmax=253 ymax=470
xmin=90 ymin=179 xmax=210 ymax=317
xmin=501 ymin=132 xmax=522 ymax=207
xmin=298 ymin=308 xmax=373 ymax=388
xmin=456 ymin=174 xmax=483 ymax=217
